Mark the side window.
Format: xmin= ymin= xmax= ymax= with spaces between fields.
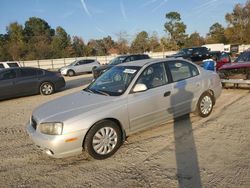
xmin=0 ymin=70 xmax=16 ymax=80
xmin=136 ymin=63 xmax=168 ymax=89
xmin=78 ymin=60 xmax=86 ymax=65
xmin=168 ymin=61 xmax=199 ymax=82
xmin=20 ymin=69 xmax=37 ymax=77
xmin=124 ymin=57 xmax=132 ymax=62
xmin=0 ymin=64 xmax=4 ymax=68
xmin=37 ymin=70 xmax=44 ymax=75
xmin=87 ymin=60 xmax=95 ymax=64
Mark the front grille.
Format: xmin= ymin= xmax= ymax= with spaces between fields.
xmin=31 ymin=117 xmax=37 ymax=130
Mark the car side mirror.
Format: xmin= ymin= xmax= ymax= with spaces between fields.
xmin=133 ymin=83 xmax=147 ymax=93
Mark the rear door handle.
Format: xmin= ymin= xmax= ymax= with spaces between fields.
xmin=164 ymin=91 xmax=171 ymax=97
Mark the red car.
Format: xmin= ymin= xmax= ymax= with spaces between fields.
xmin=209 ymin=51 xmax=231 ymax=70
xmin=218 ymin=49 xmax=250 ymax=80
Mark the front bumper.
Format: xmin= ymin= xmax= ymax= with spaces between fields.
xmin=55 ymin=77 xmax=66 ymax=91
xmin=26 ymin=122 xmax=87 ymax=158
xmin=60 ymin=69 xmax=68 ymax=76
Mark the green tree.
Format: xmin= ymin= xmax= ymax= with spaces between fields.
xmin=206 ymin=23 xmax=227 ymax=44
xmin=225 ymin=1 xmax=250 ymax=44
xmin=130 ymin=31 xmax=149 ymax=53
xmin=72 ymin=36 xmax=85 ymax=57
xmin=164 ymin=12 xmax=187 ymax=49
xmin=24 ymin=17 xmax=54 ymax=59
xmin=51 ymin=26 xmax=71 ymax=58
xmin=6 ymin=22 xmax=26 ymax=60
xmin=0 ymin=34 xmax=11 ymax=61
xmin=185 ymin=32 xmax=205 ymax=47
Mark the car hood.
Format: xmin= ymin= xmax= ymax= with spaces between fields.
xmin=32 ymin=91 xmax=116 ymax=123
xmin=219 ymin=62 xmax=250 ymax=70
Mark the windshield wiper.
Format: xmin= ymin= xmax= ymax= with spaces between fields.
xmin=94 ymin=89 xmax=110 ymax=96
xmin=83 ymin=88 xmax=94 ymax=93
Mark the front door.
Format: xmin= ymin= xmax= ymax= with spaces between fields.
xmin=127 ymin=62 xmax=172 ymax=133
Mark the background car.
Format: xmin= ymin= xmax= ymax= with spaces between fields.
xmin=166 ymin=47 xmax=211 ymax=62
xmin=59 ymin=59 xmax=100 ymax=76
xmin=27 ymin=58 xmax=221 ymax=160
xmin=0 ymin=67 xmax=65 ymax=100
xmin=218 ymin=49 xmax=250 ymax=80
xmin=209 ymin=51 xmax=231 ymax=70
xmin=92 ymin=54 xmax=150 ymax=79
xmin=0 ymin=61 xmax=22 ymax=69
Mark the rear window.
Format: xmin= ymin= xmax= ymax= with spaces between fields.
xmin=7 ymin=63 xmax=19 ymax=67
xmin=168 ymin=61 xmax=199 ymax=82
xmin=235 ymin=51 xmax=250 ymax=63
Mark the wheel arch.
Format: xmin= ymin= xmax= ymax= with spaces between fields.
xmin=39 ymin=80 xmax=55 ymax=93
xmin=82 ymin=118 xmax=126 ymax=147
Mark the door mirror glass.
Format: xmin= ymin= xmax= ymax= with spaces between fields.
xmin=133 ymin=83 xmax=147 ymax=93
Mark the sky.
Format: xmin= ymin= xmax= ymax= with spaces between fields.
xmin=0 ymin=0 xmax=247 ymax=42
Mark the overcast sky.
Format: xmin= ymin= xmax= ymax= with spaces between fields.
xmin=0 ymin=0 xmax=246 ymax=41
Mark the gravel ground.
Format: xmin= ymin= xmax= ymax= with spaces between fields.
xmin=0 ymin=75 xmax=249 ymax=188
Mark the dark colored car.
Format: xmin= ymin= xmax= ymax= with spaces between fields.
xmin=0 ymin=67 xmax=65 ymax=100
xmin=167 ymin=47 xmax=211 ymax=62
xmin=92 ymin=54 xmax=150 ymax=79
xmin=218 ymin=49 xmax=250 ymax=80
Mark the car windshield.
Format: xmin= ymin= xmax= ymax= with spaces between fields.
xmin=235 ymin=51 xmax=250 ymax=63
xmin=86 ymin=66 xmax=140 ymax=96
xmin=69 ymin=61 xmax=77 ymax=66
xmin=109 ymin=56 xmax=127 ymax=65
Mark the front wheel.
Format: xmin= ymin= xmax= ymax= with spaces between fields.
xmin=196 ymin=92 xmax=214 ymax=118
xmin=67 ymin=70 xmax=75 ymax=77
xmin=84 ymin=120 xmax=123 ymax=160
xmin=40 ymin=82 xmax=54 ymax=95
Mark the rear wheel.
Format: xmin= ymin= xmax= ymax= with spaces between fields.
xmin=67 ymin=70 xmax=75 ymax=77
xmin=84 ymin=120 xmax=122 ymax=160
xmin=40 ymin=82 xmax=54 ymax=95
xmin=196 ymin=92 xmax=214 ymax=117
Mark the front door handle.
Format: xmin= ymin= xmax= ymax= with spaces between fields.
xmin=164 ymin=91 xmax=171 ymax=97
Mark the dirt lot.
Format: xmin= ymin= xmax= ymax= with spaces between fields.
xmin=0 ymin=75 xmax=249 ymax=188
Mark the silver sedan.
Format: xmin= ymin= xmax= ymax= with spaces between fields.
xmin=27 ymin=58 xmax=222 ymax=159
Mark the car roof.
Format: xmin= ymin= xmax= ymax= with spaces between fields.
xmin=0 ymin=67 xmax=42 ymax=72
xmin=118 ymin=58 xmax=184 ymax=67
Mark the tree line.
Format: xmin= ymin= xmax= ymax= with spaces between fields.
xmin=0 ymin=0 xmax=249 ymax=61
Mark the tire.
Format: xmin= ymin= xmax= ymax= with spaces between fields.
xmin=40 ymin=82 xmax=54 ymax=95
xmin=196 ymin=91 xmax=214 ymax=118
xmin=84 ymin=120 xmax=123 ymax=160
xmin=67 ymin=70 xmax=75 ymax=77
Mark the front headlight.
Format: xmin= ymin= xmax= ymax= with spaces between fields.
xmin=38 ymin=122 xmax=63 ymax=135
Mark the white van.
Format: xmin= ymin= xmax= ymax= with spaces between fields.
xmin=0 ymin=61 xmax=22 ymax=69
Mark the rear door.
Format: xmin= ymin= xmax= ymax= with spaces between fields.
xmin=127 ymin=62 xmax=173 ymax=133
xmin=15 ymin=68 xmax=39 ymax=94
xmin=83 ymin=60 xmax=96 ymax=72
xmin=0 ymin=69 xmax=18 ymax=99
xmin=166 ymin=60 xmax=202 ymax=117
